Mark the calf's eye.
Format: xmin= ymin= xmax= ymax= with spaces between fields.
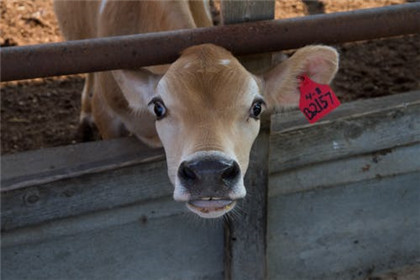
xmin=149 ymin=98 xmax=167 ymax=120
xmin=154 ymin=102 xmax=166 ymax=119
xmin=250 ymin=99 xmax=265 ymax=119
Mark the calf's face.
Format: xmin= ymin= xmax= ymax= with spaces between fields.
xmin=153 ymin=46 xmax=263 ymax=218
xmin=113 ymin=44 xmax=339 ymax=218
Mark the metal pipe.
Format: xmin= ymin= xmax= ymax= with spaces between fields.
xmin=1 ymin=4 xmax=419 ymax=82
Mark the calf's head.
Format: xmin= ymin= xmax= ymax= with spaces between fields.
xmin=113 ymin=44 xmax=338 ymax=218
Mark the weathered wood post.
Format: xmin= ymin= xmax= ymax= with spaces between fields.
xmin=221 ymin=1 xmax=274 ymax=279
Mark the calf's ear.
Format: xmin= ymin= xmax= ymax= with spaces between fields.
xmin=112 ymin=69 xmax=162 ymax=112
xmin=262 ymin=45 xmax=339 ymax=110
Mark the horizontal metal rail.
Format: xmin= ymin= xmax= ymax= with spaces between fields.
xmin=1 ymin=3 xmax=419 ymax=82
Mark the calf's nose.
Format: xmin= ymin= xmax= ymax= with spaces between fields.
xmin=178 ymin=158 xmax=240 ymax=197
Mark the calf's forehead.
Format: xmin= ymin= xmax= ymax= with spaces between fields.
xmin=157 ymin=45 xmax=261 ymax=108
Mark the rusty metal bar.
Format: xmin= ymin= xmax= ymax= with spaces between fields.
xmin=1 ymin=4 xmax=419 ymax=82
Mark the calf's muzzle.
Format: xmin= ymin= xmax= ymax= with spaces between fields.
xmin=178 ymin=157 xmax=241 ymax=199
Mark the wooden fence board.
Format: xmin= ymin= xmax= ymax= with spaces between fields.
xmin=220 ymin=0 xmax=274 ymax=24
xmin=267 ymin=172 xmax=420 ymax=280
xmin=1 ymin=159 xmax=170 ymax=231
xmin=221 ymin=2 xmax=274 ymax=280
xmin=269 ymin=142 xmax=420 ymax=196
xmin=1 ymin=136 xmax=164 ymax=191
xmin=270 ymin=91 xmax=420 ymax=173
xmin=1 ymin=197 xmax=225 ymax=280
xmin=224 ymin=117 xmax=270 ymax=280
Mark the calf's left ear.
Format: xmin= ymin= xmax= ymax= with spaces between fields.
xmin=262 ymin=45 xmax=339 ymax=110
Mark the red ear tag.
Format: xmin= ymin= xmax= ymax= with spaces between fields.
xmin=299 ymin=74 xmax=340 ymax=124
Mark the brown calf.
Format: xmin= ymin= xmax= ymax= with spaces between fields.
xmin=54 ymin=0 xmax=338 ymax=218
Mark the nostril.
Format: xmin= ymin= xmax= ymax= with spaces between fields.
xmin=221 ymin=161 xmax=240 ymax=182
xmin=179 ymin=162 xmax=198 ymax=181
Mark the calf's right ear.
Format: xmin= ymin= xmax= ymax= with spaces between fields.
xmin=112 ymin=69 xmax=162 ymax=112
xmin=262 ymin=45 xmax=339 ymax=110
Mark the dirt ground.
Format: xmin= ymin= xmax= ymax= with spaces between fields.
xmin=1 ymin=0 xmax=419 ymax=155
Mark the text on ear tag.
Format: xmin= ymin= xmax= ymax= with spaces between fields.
xmin=299 ymin=74 xmax=341 ymax=124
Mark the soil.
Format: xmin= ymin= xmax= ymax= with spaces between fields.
xmin=1 ymin=0 xmax=419 ymax=155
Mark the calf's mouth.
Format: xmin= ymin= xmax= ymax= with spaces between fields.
xmin=186 ymin=197 xmax=236 ymax=218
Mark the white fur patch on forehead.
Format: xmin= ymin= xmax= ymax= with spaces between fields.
xmin=219 ymin=59 xmax=231 ymax=66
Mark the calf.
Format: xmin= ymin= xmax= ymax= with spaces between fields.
xmin=54 ymin=0 xmax=338 ymax=218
